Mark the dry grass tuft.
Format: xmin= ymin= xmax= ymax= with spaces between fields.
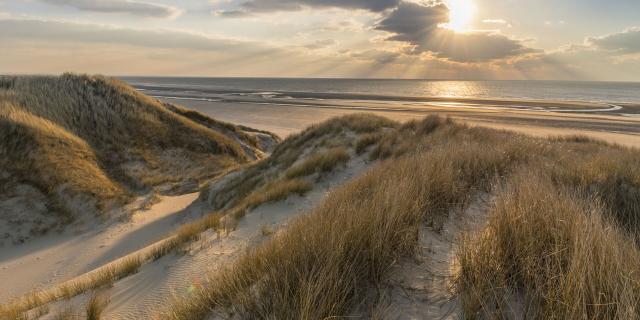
xmin=0 ymin=255 xmax=141 ymax=318
xmin=202 ymin=114 xmax=389 ymax=212
xmin=458 ymin=171 xmax=640 ymax=319
xmin=86 ymin=293 xmax=109 ymax=320
xmin=232 ymin=178 xmax=313 ymax=219
xmin=354 ymin=133 xmax=382 ymax=154
xmin=285 ymin=147 xmax=350 ymax=179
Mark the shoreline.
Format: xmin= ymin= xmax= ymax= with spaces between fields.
xmin=133 ymin=84 xmax=640 ymax=117
xmin=148 ymin=92 xmax=640 ymax=148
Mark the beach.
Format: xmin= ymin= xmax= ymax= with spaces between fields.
xmin=136 ymin=83 xmax=640 ymax=147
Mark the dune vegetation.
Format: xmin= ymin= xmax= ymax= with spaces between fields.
xmin=2 ymin=82 xmax=639 ymax=319
xmin=0 ymin=114 xmax=382 ymax=319
xmin=158 ymin=115 xmax=640 ymax=320
xmin=0 ymin=74 xmax=277 ymax=243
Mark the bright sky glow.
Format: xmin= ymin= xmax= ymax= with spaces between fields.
xmin=445 ymin=0 xmax=477 ymax=32
xmin=0 ymin=0 xmax=639 ymax=80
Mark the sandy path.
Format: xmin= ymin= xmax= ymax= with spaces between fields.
xmin=0 ymin=193 xmax=199 ymax=303
xmin=99 ymin=153 xmax=371 ymax=319
xmin=372 ymin=196 xmax=489 ymax=319
xmin=157 ymin=98 xmax=640 ymax=148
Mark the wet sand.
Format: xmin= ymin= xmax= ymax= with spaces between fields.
xmin=139 ymin=86 xmax=640 ymax=147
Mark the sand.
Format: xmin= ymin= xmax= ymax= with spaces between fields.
xmin=91 ymin=148 xmax=369 ymax=319
xmin=7 ymin=147 xmax=371 ymax=319
xmin=148 ymin=93 xmax=640 ymax=148
xmin=0 ymin=193 xmax=199 ymax=303
xmin=372 ymin=195 xmax=490 ymax=319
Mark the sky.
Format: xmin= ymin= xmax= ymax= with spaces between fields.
xmin=1 ymin=0 xmax=639 ymax=80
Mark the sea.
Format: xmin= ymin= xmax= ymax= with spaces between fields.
xmin=120 ymin=77 xmax=640 ymax=104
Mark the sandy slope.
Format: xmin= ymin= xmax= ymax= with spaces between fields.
xmin=0 ymin=193 xmax=199 ymax=303
xmin=102 ymin=152 xmax=370 ymax=319
xmin=28 ymin=150 xmax=371 ymax=319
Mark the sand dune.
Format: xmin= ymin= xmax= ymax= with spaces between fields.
xmin=2 ymin=78 xmax=639 ymax=320
xmin=0 ymin=75 xmax=278 ymax=246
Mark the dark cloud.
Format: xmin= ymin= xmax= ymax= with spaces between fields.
xmin=41 ymin=0 xmax=181 ymax=18
xmin=219 ymin=0 xmax=400 ymax=16
xmin=214 ymin=9 xmax=252 ymax=18
xmin=375 ymin=1 xmax=536 ymax=62
xmin=414 ymin=30 xmax=538 ymax=62
xmin=587 ymin=27 xmax=640 ymax=54
xmin=375 ymin=1 xmax=448 ymax=41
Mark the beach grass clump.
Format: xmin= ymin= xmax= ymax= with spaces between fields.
xmin=86 ymin=293 xmax=109 ymax=320
xmin=202 ymin=114 xmax=392 ymax=212
xmin=458 ymin=171 xmax=640 ymax=319
xmin=354 ymin=133 xmax=381 ymax=154
xmin=370 ymin=115 xmax=453 ymax=160
xmin=0 ymin=255 xmax=141 ymax=319
xmin=285 ymin=147 xmax=350 ymax=179
xmin=545 ymin=146 xmax=640 ymax=232
xmin=229 ymin=178 xmax=313 ymax=219
xmin=52 ymin=307 xmax=74 ymax=320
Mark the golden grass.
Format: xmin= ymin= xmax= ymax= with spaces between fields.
xmin=52 ymin=307 xmax=74 ymax=320
xmin=160 ymin=117 xmax=535 ymax=320
xmin=0 ymin=255 xmax=141 ymax=319
xmin=458 ymin=171 xmax=640 ymax=319
xmin=202 ymin=114 xmax=387 ymax=212
xmin=0 ymin=74 xmax=274 ymax=223
xmin=231 ymin=178 xmax=313 ymax=219
xmin=1 ymin=154 xmax=312 ymax=319
xmin=86 ymin=293 xmax=109 ymax=320
xmin=163 ymin=103 xmax=280 ymax=150
xmin=354 ymin=132 xmax=381 ymax=154
xmin=285 ymin=147 xmax=350 ymax=179
xmin=160 ymin=115 xmax=640 ymax=320
xmin=5 ymin=113 xmax=638 ymax=319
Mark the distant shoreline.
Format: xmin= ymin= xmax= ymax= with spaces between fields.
xmin=134 ymin=84 xmax=640 ymax=117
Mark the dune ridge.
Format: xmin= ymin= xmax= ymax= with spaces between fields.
xmin=0 ymin=74 xmax=278 ymax=244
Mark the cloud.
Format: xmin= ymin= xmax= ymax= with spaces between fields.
xmin=483 ymin=19 xmax=507 ymax=24
xmin=303 ymin=39 xmax=337 ymax=49
xmin=0 ymin=17 xmax=341 ymax=77
xmin=348 ymin=49 xmax=401 ymax=63
xmin=0 ymin=18 xmax=275 ymax=53
xmin=218 ymin=0 xmax=400 ymax=16
xmin=41 ymin=0 xmax=182 ymax=18
xmin=214 ymin=9 xmax=252 ymax=18
xmin=587 ymin=27 xmax=640 ymax=54
xmin=509 ymin=27 xmax=640 ymax=81
xmin=375 ymin=1 xmax=448 ymax=39
xmin=375 ymin=1 xmax=536 ymax=62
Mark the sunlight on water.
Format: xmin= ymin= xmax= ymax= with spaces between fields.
xmin=122 ymin=77 xmax=640 ymax=104
xmin=417 ymin=81 xmax=488 ymax=98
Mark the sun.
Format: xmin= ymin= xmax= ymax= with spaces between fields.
xmin=444 ymin=0 xmax=477 ymax=32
